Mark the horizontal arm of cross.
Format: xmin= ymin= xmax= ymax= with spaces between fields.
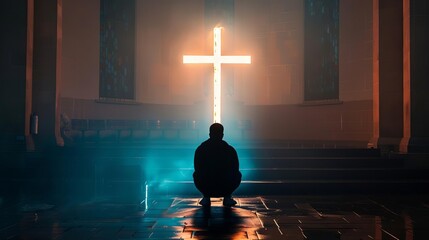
xmin=219 ymin=56 xmax=251 ymax=64
xmin=183 ymin=56 xmax=214 ymax=64
xmin=183 ymin=56 xmax=251 ymax=64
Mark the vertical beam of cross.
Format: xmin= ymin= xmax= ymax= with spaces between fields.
xmin=183 ymin=27 xmax=251 ymax=123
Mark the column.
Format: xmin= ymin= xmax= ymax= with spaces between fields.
xmin=371 ymin=0 xmax=406 ymax=152
xmin=31 ymin=0 xmax=63 ymax=149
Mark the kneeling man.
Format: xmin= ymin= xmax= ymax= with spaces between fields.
xmin=193 ymin=123 xmax=242 ymax=207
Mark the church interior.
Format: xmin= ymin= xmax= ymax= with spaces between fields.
xmin=1 ymin=0 xmax=429 ymax=239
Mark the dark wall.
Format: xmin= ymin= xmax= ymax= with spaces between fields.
xmin=410 ymin=1 xmax=429 ymax=137
xmin=410 ymin=0 xmax=429 ymax=151
xmin=0 ymin=0 xmax=27 ymax=145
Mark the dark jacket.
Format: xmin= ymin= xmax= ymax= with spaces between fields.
xmin=194 ymin=138 xmax=240 ymax=181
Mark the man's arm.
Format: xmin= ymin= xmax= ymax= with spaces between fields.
xmin=230 ymin=147 xmax=239 ymax=172
xmin=194 ymin=146 xmax=202 ymax=172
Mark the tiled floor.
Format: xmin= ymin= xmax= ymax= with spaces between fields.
xmin=1 ymin=194 xmax=429 ymax=239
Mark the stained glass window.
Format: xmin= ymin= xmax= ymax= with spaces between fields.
xmin=304 ymin=0 xmax=339 ymax=101
xmin=100 ymin=0 xmax=135 ymax=100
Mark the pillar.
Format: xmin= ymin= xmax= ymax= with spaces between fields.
xmin=371 ymin=0 xmax=408 ymax=152
xmin=30 ymin=0 xmax=63 ymax=149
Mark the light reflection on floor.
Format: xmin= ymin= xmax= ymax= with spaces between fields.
xmin=1 ymin=195 xmax=428 ymax=239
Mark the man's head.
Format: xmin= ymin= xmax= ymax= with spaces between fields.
xmin=209 ymin=123 xmax=224 ymax=140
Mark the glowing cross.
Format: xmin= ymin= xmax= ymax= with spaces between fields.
xmin=183 ymin=27 xmax=251 ymax=123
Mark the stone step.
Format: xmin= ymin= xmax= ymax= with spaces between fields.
xmin=53 ymin=146 xmax=381 ymax=158
xmin=150 ymin=168 xmax=429 ymax=181
xmin=146 ymin=179 xmax=429 ymax=196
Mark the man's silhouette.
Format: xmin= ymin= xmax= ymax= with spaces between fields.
xmin=193 ymin=123 xmax=242 ymax=206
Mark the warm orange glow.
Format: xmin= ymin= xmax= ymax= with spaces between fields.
xmin=183 ymin=27 xmax=251 ymax=123
xmin=183 ymin=56 xmax=251 ymax=64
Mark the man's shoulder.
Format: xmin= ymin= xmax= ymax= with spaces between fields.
xmin=221 ymin=139 xmax=234 ymax=147
xmin=220 ymin=140 xmax=237 ymax=153
xmin=196 ymin=139 xmax=235 ymax=150
xmin=200 ymin=139 xmax=211 ymax=145
xmin=196 ymin=139 xmax=210 ymax=150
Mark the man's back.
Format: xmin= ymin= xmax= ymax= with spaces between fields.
xmin=194 ymin=138 xmax=239 ymax=180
